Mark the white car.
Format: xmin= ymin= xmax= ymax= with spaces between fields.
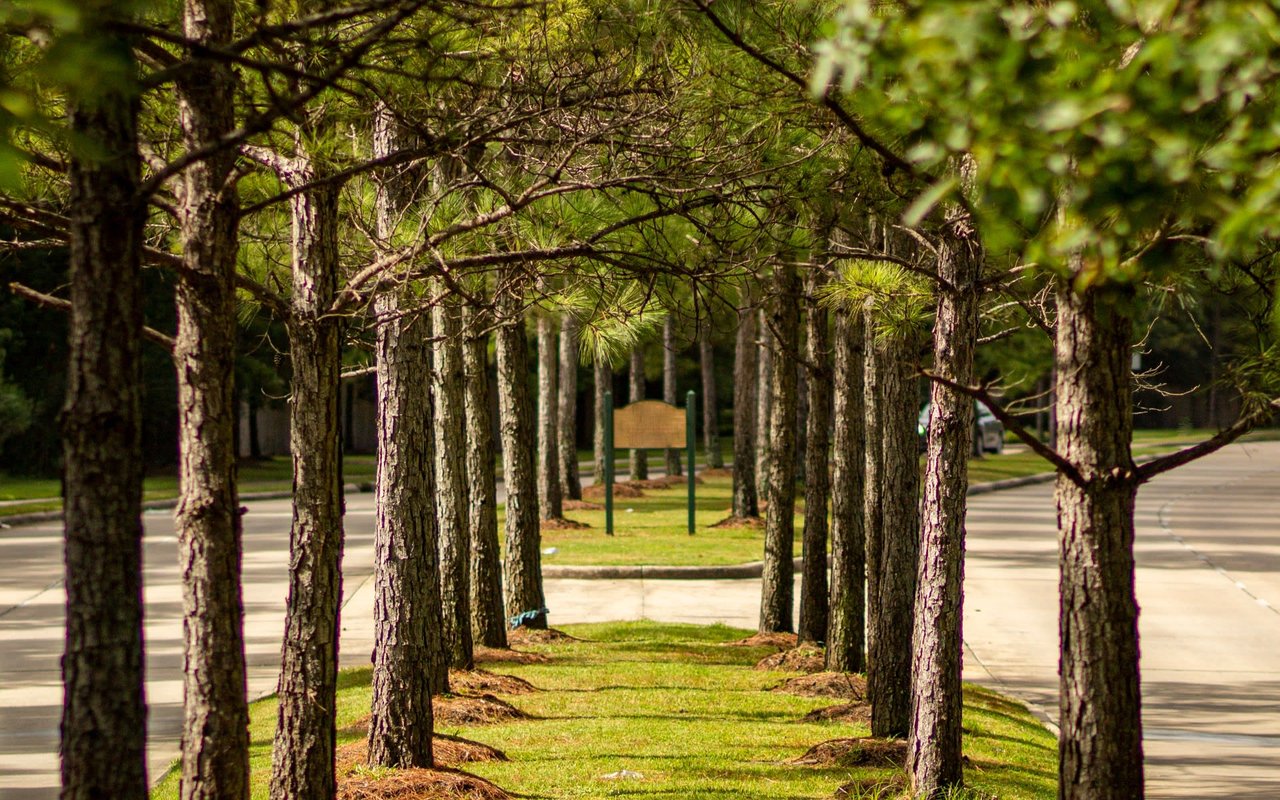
xmin=917 ymin=402 xmax=1005 ymax=455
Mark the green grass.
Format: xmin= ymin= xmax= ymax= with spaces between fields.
xmin=150 ymin=621 xmax=1057 ymax=799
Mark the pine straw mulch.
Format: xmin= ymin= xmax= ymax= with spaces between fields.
xmin=582 ymin=482 xmax=645 ymax=499
xmin=448 ymin=668 xmax=537 ymax=696
xmin=753 ymin=644 xmax=826 ymax=673
xmin=434 ymin=694 xmax=529 ymax=726
xmin=789 ymin=737 xmax=908 ymax=768
xmin=562 ymin=499 xmax=602 ymax=511
xmin=507 ymin=626 xmax=582 ymax=645
xmin=336 ymin=736 xmax=508 ymax=773
xmin=721 ymin=631 xmax=798 ymax=650
xmin=539 ymin=516 xmax=591 ymax=531
xmin=336 ymin=739 xmax=512 ymax=800
xmin=473 ymin=645 xmax=549 ymax=665
xmin=708 ymin=514 xmax=765 ymax=530
xmin=801 ymin=702 xmax=872 ymax=724
xmin=699 ymin=467 xmax=734 ymax=478
xmin=772 ymin=672 xmax=868 ymax=701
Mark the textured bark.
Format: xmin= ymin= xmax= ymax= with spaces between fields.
xmin=755 ymin=310 xmax=773 ymax=499
xmin=1056 ymin=281 xmax=1142 ymax=800
xmin=368 ymin=286 xmax=439 ymax=768
xmin=731 ymin=293 xmax=758 ymax=517
xmin=434 ymin=296 xmax=473 ymax=670
xmin=663 ymin=316 xmax=682 ymax=476
xmin=173 ymin=0 xmax=249 ymax=796
xmin=699 ymin=326 xmax=723 ymax=469
xmin=909 ymin=233 xmax=981 ymax=797
xmin=463 ymin=309 xmax=506 ymax=649
xmin=558 ymin=316 xmax=582 ymax=500
xmin=759 ymin=265 xmax=800 ymax=633
xmin=798 ymin=270 xmax=831 ymax=644
xmin=868 ymin=332 xmax=920 ymax=740
xmin=628 ymin=347 xmax=648 ymax=479
xmin=60 ymin=22 xmax=148 ymax=798
xmin=863 ymin=306 xmax=884 ymax=680
xmin=593 ymin=356 xmax=613 ymax=483
xmin=497 ymin=292 xmax=546 ymax=628
xmin=826 ymin=307 xmax=866 ymax=673
xmin=270 ymin=164 xmax=344 ymax=800
xmin=537 ymin=314 xmax=563 ymax=519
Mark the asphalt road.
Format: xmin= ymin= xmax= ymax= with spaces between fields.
xmin=1 ymin=440 xmax=1277 ymax=796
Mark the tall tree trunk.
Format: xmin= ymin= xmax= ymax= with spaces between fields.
xmin=862 ymin=304 xmax=884 ymax=680
xmin=1056 ymin=281 xmax=1142 ymax=799
xmin=794 ymin=360 xmax=809 ymax=484
xmin=909 ymin=232 xmax=981 ymax=796
xmin=172 ymin=0 xmax=249 ymax=795
xmin=593 ymin=356 xmax=613 ymax=483
xmin=497 ymin=290 xmax=546 ymax=628
xmin=798 ymin=270 xmax=831 ymax=644
xmin=60 ymin=18 xmax=148 ymax=798
xmin=367 ymin=292 xmax=439 ymax=767
xmin=699 ymin=326 xmax=722 ymax=469
xmin=663 ymin=316 xmax=682 ymax=476
xmin=558 ymin=316 xmax=582 ymax=500
xmin=463 ymin=308 xmax=506 ymax=649
xmin=868 ymin=331 xmax=921 ymax=740
xmin=755 ymin=309 xmax=773 ymax=499
xmin=826 ymin=306 xmax=866 ymax=673
xmin=537 ymin=314 xmax=562 ymax=519
xmin=434 ymin=295 xmax=473 ymax=669
xmin=628 ymin=347 xmax=648 ymax=479
xmin=732 ymin=291 xmax=758 ymax=518
xmin=758 ymin=265 xmax=800 ymax=633
xmin=270 ymin=162 xmax=344 ymax=800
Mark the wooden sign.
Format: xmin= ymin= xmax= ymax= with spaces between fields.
xmin=613 ymin=400 xmax=685 ymax=449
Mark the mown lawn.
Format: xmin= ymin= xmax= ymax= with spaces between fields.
xmin=151 ymin=621 xmax=1058 ymax=799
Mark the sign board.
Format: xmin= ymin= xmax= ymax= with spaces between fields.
xmin=613 ymin=400 xmax=686 ymax=449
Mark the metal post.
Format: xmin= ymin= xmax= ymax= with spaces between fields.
xmin=604 ymin=390 xmax=614 ymax=536
xmin=686 ymin=389 xmax=696 ymax=535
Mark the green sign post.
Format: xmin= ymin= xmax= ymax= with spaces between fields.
xmin=603 ymin=392 xmax=696 ymax=536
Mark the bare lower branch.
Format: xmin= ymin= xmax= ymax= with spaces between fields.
xmin=9 ymin=282 xmax=176 ymax=351
xmin=1136 ymin=399 xmax=1280 ymax=482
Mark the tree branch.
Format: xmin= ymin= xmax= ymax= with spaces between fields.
xmin=9 ymin=282 xmax=176 ymax=352
xmin=1136 ymin=399 xmax=1280 ymax=482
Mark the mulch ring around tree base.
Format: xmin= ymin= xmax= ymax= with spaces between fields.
xmin=507 ymin=626 xmax=582 ymax=645
xmin=772 ymin=672 xmax=868 ymax=701
xmin=625 ymin=475 xmax=705 ymax=490
xmin=708 ymin=514 xmax=765 ymax=530
xmin=801 ymin=702 xmax=872 ymax=724
xmin=722 ymin=631 xmax=798 ymax=649
xmin=562 ymin=499 xmax=602 ymax=511
xmin=753 ymin=644 xmax=825 ymax=673
xmin=448 ymin=668 xmax=537 ymax=695
xmin=473 ymin=646 xmax=549 ymax=665
xmin=434 ymin=694 xmax=529 ymax=726
xmin=539 ymin=516 xmax=591 ymax=531
xmin=582 ymin=482 xmax=645 ymax=499
xmin=699 ymin=467 xmax=734 ymax=478
xmin=336 ymin=742 xmax=512 ymax=800
xmin=789 ymin=737 xmax=907 ymax=768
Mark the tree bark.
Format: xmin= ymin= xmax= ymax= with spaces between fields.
xmin=497 ymin=288 xmax=546 ymax=628
xmin=826 ymin=306 xmax=866 ymax=673
xmin=269 ymin=160 xmax=344 ymax=800
xmin=755 ymin=309 xmax=773 ymax=499
xmin=628 ymin=346 xmax=648 ymax=479
xmin=463 ymin=307 xmax=506 ymax=649
xmin=558 ymin=316 xmax=582 ymax=500
xmin=537 ymin=314 xmax=563 ymax=519
xmin=1055 ymin=280 xmax=1142 ymax=800
xmin=798 ymin=270 xmax=831 ymax=644
xmin=434 ymin=295 xmax=473 ymax=669
xmin=663 ymin=316 xmax=682 ymax=476
xmin=863 ymin=305 xmax=884 ymax=684
xmin=699 ymin=326 xmax=722 ymax=469
xmin=172 ymin=0 xmax=249 ymax=795
xmin=758 ymin=264 xmax=800 ymax=633
xmin=909 ymin=231 xmax=981 ymax=797
xmin=593 ymin=356 xmax=613 ymax=484
xmin=868 ymin=330 xmax=921 ymax=740
xmin=60 ymin=19 xmax=148 ymax=798
xmin=731 ymin=291 xmax=758 ymax=518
